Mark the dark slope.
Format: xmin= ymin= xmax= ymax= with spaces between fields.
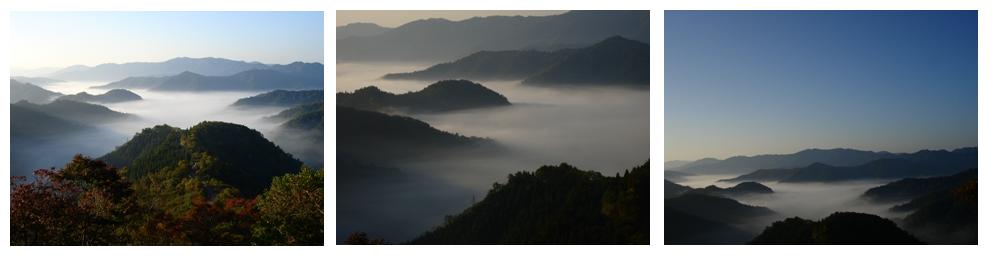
xmin=893 ymin=179 xmax=977 ymax=244
xmin=11 ymin=79 xmax=63 ymax=103
xmin=10 ymin=104 xmax=95 ymax=140
xmin=691 ymin=182 xmax=774 ymax=198
xmin=862 ymin=169 xmax=977 ymax=203
xmin=13 ymin=99 xmax=131 ymax=124
xmin=267 ymin=102 xmax=324 ymax=167
xmin=58 ymin=89 xmax=142 ymax=103
xmin=409 ymin=162 xmax=649 ymax=245
xmin=676 ymin=148 xmax=896 ymax=175
xmin=337 ymin=10 xmax=649 ymax=62
xmin=523 ymin=36 xmax=649 ymax=87
xmin=336 ymin=106 xmax=494 ymax=162
xmin=384 ymin=37 xmax=648 ymax=87
xmin=664 ymin=207 xmax=754 ymax=245
xmin=665 ymin=193 xmax=776 ymax=225
xmin=750 ymin=212 xmax=922 ymax=244
xmin=232 ymin=90 xmax=323 ymax=107
xmin=663 ymin=170 xmax=694 ymax=182
xmin=721 ymin=148 xmax=976 ymax=183
xmin=48 ymin=57 xmax=272 ymax=81
xmin=338 ymin=80 xmax=510 ymax=113
xmin=98 ymin=122 xmax=302 ymax=196
xmin=664 ymin=180 xmax=692 ymax=199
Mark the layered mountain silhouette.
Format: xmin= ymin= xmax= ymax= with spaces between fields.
xmin=663 ymin=170 xmax=695 ymax=183
xmin=47 ymin=57 xmax=274 ymax=81
xmin=11 ymin=79 xmax=62 ymax=103
xmin=98 ymin=122 xmax=302 ymax=196
xmin=338 ymin=11 xmax=649 ymax=62
xmin=720 ymin=148 xmax=976 ymax=183
xmin=337 ymin=22 xmax=392 ymax=39
xmin=10 ymin=103 xmax=96 ymax=141
xmin=384 ymin=36 xmax=648 ymax=87
xmin=664 ymin=180 xmax=693 ymax=199
xmin=93 ymin=62 xmax=323 ymax=91
xmin=337 ymin=106 xmax=495 ymax=163
xmin=862 ymin=169 xmax=977 ymax=203
xmin=338 ymin=80 xmax=510 ymax=113
xmin=232 ymin=90 xmax=323 ymax=107
xmin=409 ymin=162 xmax=649 ymax=244
xmin=890 ymin=178 xmax=977 ymax=244
xmin=671 ymin=148 xmax=897 ymax=175
xmin=58 ymin=89 xmax=142 ymax=103
xmin=13 ymin=99 xmax=131 ymax=124
xmin=11 ymin=76 xmax=64 ymax=86
xmin=750 ymin=212 xmax=922 ymax=244
xmin=664 ymin=193 xmax=777 ymax=245
xmin=665 ymin=180 xmax=773 ymax=199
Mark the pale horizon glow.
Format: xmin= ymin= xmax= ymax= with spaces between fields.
xmin=11 ymin=11 xmax=323 ymax=70
xmin=335 ymin=10 xmax=567 ymax=27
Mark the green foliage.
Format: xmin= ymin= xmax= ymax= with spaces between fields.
xmin=232 ymin=89 xmax=323 ymax=107
xmin=409 ymin=161 xmax=649 ymax=244
xmin=254 ymin=167 xmax=324 ymax=245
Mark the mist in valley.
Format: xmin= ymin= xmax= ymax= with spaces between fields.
xmin=12 ymin=80 xmax=324 ymax=178
xmin=336 ymin=62 xmax=649 ymax=242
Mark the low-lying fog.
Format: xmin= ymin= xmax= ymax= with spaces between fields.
xmin=672 ymin=173 xmax=909 ymax=233
xmin=336 ymin=62 xmax=650 ymax=242
xmin=12 ymin=80 xmax=323 ymax=178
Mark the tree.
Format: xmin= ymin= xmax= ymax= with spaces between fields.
xmin=253 ymin=167 xmax=324 ymax=245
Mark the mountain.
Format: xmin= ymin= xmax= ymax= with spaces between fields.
xmin=665 ymin=193 xmax=777 ymax=226
xmin=12 ymin=99 xmax=131 ymax=124
xmin=862 ymin=169 xmax=978 ymax=203
xmin=665 ymin=207 xmax=754 ymax=245
xmin=337 ymin=10 xmax=649 ymax=62
xmin=266 ymin=102 xmax=324 ymax=167
xmin=93 ymin=64 xmax=323 ymax=91
xmin=749 ymin=212 xmax=922 ymax=244
xmin=383 ymin=36 xmax=649 ymax=87
xmin=11 ymin=76 xmax=64 ymax=86
xmin=721 ymin=148 xmax=977 ymax=183
xmin=10 ymin=104 xmax=95 ymax=140
xmin=11 ymin=79 xmax=63 ymax=103
xmin=47 ymin=57 xmax=273 ymax=81
xmin=409 ymin=162 xmax=649 ymax=244
xmin=232 ymin=90 xmax=323 ymax=107
xmin=664 ymin=180 xmax=692 ymax=199
xmin=664 ymin=170 xmax=695 ymax=182
xmin=894 ymin=180 xmax=977 ymax=244
xmin=337 ymin=23 xmax=391 ymax=39
xmin=691 ymin=182 xmax=774 ymax=198
xmin=337 ymin=80 xmax=511 ymax=113
xmin=674 ymin=148 xmax=896 ymax=175
xmin=336 ymin=106 xmax=494 ymax=162
xmin=98 ymin=122 xmax=303 ymax=196
xmin=664 ymin=160 xmax=692 ymax=170
xmin=58 ymin=89 xmax=142 ymax=103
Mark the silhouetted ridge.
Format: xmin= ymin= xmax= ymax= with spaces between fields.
xmin=750 ymin=212 xmax=922 ymax=244
xmin=337 ymin=80 xmax=510 ymax=113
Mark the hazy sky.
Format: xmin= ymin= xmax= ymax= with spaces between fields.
xmin=11 ymin=12 xmax=323 ymax=69
xmin=665 ymin=11 xmax=977 ymax=161
xmin=336 ymin=10 xmax=566 ymax=27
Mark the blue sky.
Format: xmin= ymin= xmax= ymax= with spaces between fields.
xmin=665 ymin=11 xmax=977 ymax=161
xmin=11 ymin=11 xmax=323 ymax=69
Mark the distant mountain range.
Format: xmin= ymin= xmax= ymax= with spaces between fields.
xmin=92 ymin=62 xmax=323 ymax=91
xmin=663 ymin=170 xmax=695 ymax=183
xmin=11 ymin=76 xmax=64 ymax=86
xmin=11 ymin=80 xmax=62 ymax=103
xmin=13 ymin=99 xmax=132 ymax=124
xmin=409 ymin=162 xmax=649 ymax=244
xmin=383 ymin=36 xmax=648 ymax=87
xmin=337 ymin=106 xmax=495 ymax=163
xmin=337 ymin=23 xmax=392 ymax=39
xmin=232 ymin=90 xmax=323 ymax=107
xmin=10 ymin=103 xmax=95 ymax=141
xmin=337 ymin=11 xmax=649 ymax=62
xmin=664 ymin=179 xmax=773 ymax=199
xmin=720 ymin=148 xmax=976 ymax=183
xmin=47 ymin=57 xmax=273 ymax=81
xmin=98 ymin=122 xmax=302 ymax=196
xmin=58 ymin=89 xmax=142 ymax=103
xmin=669 ymin=148 xmax=898 ymax=175
xmin=750 ymin=212 xmax=922 ymax=244
xmin=862 ymin=169 xmax=977 ymax=203
xmin=338 ymin=80 xmax=510 ymax=113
